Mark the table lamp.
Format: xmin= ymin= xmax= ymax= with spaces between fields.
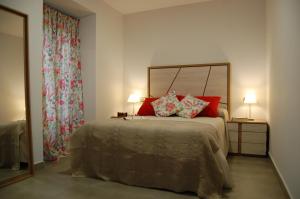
xmin=128 ymin=93 xmax=140 ymax=117
xmin=243 ymin=92 xmax=256 ymax=120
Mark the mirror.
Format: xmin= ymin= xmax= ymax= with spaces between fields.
xmin=0 ymin=5 xmax=33 ymax=187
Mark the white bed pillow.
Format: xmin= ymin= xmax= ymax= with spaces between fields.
xmin=151 ymin=92 xmax=183 ymax=117
xmin=177 ymin=94 xmax=209 ymax=118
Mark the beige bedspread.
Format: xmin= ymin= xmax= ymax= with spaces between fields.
xmin=0 ymin=120 xmax=26 ymax=170
xmin=71 ymin=119 xmax=228 ymax=198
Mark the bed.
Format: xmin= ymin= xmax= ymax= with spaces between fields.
xmin=0 ymin=120 xmax=28 ymax=170
xmin=71 ymin=63 xmax=231 ymax=198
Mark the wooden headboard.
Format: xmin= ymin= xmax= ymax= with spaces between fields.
xmin=148 ymin=63 xmax=231 ymax=115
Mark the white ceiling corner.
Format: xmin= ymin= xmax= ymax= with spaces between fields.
xmin=103 ymin=0 xmax=213 ymax=15
xmin=44 ymin=0 xmax=94 ymax=18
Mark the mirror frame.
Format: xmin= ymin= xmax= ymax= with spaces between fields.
xmin=0 ymin=4 xmax=34 ymax=188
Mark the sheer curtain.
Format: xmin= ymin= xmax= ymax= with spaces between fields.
xmin=42 ymin=5 xmax=84 ymax=161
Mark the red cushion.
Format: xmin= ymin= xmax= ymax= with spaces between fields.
xmin=176 ymin=95 xmax=185 ymax=101
xmin=137 ymin=98 xmax=158 ymax=116
xmin=195 ymin=96 xmax=221 ymax=117
xmin=137 ymin=95 xmax=184 ymax=116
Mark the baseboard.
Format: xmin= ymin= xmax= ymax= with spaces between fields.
xmin=269 ymin=153 xmax=293 ymax=199
xmin=34 ymin=161 xmax=45 ymax=170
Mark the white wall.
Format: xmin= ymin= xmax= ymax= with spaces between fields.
xmin=0 ymin=0 xmax=44 ymax=164
xmin=123 ymin=0 xmax=267 ymax=119
xmin=80 ymin=14 xmax=96 ymax=122
xmin=267 ymin=0 xmax=300 ymax=198
xmin=75 ymin=0 xmax=124 ymax=120
xmin=0 ymin=33 xmax=25 ymax=122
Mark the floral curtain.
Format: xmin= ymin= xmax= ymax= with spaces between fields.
xmin=42 ymin=5 xmax=84 ymax=161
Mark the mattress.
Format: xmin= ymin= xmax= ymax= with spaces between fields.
xmin=129 ymin=115 xmax=229 ymax=156
xmin=71 ymin=115 xmax=231 ymax=198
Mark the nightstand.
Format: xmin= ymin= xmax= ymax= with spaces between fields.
xmin=227 ymin=119 xmax=269 ymax=157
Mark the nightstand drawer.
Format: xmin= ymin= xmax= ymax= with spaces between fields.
xmin=229 ymin=141 xmax=238 ymax=153
xmin=228 ymin=131 xmax=238 ymax=142
xmin=241 ymin=143 xmax=266 ymax=155
xmin=242 ymin=123 xmax=267 ymax=133
xmin=227 ymin=123 xmax=238 ymax=131
xmin=242 ymin=132 xmax=266 ymax=144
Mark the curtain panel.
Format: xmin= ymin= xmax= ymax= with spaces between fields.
xmin=42 ymin=5 xmax=84 ymax=161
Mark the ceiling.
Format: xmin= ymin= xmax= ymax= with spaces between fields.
xmin=103 ymin=0 xmax=212 ymax=14
xmin=44 ymin=0 xmax=93 ymax=18
xmin=0 ymin=8 xmax=23 ymax=38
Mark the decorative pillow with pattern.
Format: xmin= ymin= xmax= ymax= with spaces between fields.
xmin=177 ymin=95 xmax=210 ymax=118
xmin=151 ymin=93 xmax=183 ymax=117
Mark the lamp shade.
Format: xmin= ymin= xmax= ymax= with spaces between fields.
xmin=243 ymin=92 xmax=256 ymax=104
xmin=127 ymin=93 xmax=140 ymax=103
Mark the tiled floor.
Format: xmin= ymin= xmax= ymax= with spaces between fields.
xmin=0 ymin=156 xmax=289 ymax=199
xmin=0 ymin=169 xmax=28 ymax=182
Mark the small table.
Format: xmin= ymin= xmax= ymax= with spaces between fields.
xmin=227 ymin=119 xmax=269 ymax=157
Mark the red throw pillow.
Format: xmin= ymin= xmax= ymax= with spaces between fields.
xmin=137 ymin=98 xmax=158 ymax=116
xmin=195 ymin=96 xmax=221 ymax=117
xmin=176 ymin=95 xmax=185 ymax=101
xmin=137 ymin=95 xmax=184 ymax=116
